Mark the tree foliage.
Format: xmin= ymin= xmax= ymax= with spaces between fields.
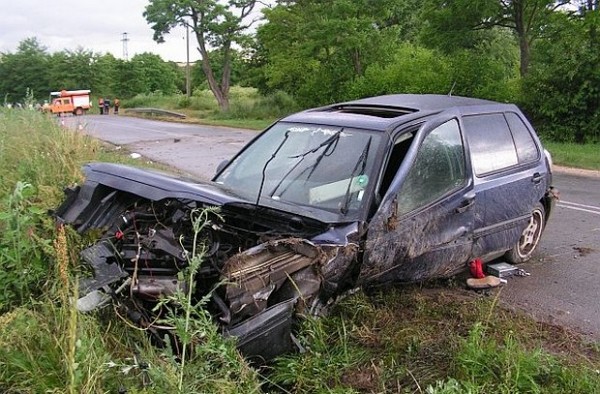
xmin=0 ymin=39 xmax=185 ymax=102
xmin=522 ymin=6 xmax=600 ymax=142
xmin=0 ymin=38 xmax=50 ymax=102
xmin=257 ymin=0 xmax=405 ymax=107
xmin=421 ymin=0 xmax=570 ymax=76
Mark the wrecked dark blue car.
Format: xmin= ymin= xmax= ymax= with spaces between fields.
xmin=55 ymin=94 xmax=557 ymax=360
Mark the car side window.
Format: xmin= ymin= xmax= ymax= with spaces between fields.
xmin=396 ymin=119 xmax=466 ymax=216
xmin=505 ymin=112 xmax=539 ymax=164
xmin=463 ymin=114 xmax=518 ymax=176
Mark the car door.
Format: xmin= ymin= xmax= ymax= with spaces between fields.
xmin=359 ymin=117 xmax=475 ymax=285
xmin=461 ymin=112 xmax=546 ymax=259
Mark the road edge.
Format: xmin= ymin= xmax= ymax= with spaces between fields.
xmin=554 ymin=165 xmax=600 ymax=178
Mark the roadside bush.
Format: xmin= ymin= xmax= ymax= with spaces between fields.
xmin=214 ymin=90 xmax=299 ymax=120
xmin=346 ymin=42 xmax=520 ymax=103
xmin=520 ymin=12 xmax=600 ymax=143
xmin=122 ymin=92 xmax=172 ymax=109
xmin=346 ymin=44 xmax=453 ymax=99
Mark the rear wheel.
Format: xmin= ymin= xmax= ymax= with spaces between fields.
xmin=505 ymin=202 xmax=545 ymax=264
xmin=74 ymin=107 xmax=83 ymax=116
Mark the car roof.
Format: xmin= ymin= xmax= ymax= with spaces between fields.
xmin=282 ymin=94 xmax=512 ymax=131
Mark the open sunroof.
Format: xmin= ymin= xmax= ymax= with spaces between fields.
xmin=330 ymin=105 xmax=417 ymax=118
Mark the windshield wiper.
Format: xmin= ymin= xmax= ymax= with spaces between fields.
xmin=255 ymin=130 xmax=291 ymax=207
xmin=271 ymin=129 xmax=343 ymax=198
xmin=340 ymin=136 xmax=372 ymax=214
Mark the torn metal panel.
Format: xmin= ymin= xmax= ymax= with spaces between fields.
xmin=223 ymin=239 xmax=327 ymax=322
xmin=79 ymin=241 xmax=128 ymax=293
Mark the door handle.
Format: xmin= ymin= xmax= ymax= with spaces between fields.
xmin=455 ymin=193 xmax=475 ymax=213
xmin=531 ymin=172 xmax=543 ymax=184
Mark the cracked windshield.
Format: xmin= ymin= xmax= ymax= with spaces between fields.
xmin=216 ymin=122 xmax=382 ymax=213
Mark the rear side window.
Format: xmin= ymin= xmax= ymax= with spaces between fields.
xmin=505 ymin=112 xmax=539 ymax=163
xmin=463 ymin=114 xmax=518 ymax=176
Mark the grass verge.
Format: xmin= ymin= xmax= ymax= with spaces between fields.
xmin=122 ymin=87 xmax=297 ymax=131
xmin=544 ymin=141 xmax=600 ymax=171
xmin=0 ymin=109 xmax=260 ymax=393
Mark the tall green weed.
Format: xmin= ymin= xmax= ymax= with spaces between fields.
xmin=0 ymin=109 xmax=100 ymax=204
xmin=0 ymin=182 xmax=50 ymax=311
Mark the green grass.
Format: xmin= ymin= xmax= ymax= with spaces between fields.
xmin=543 ymin=141 xmax=600 ymax=171
xmin=0 ymin=109 xmax=260 ymax=393
xmin=122 ymin=86 xmax=298 ymax=130
xmin=270 ymin=285 xmax=600 ymax=393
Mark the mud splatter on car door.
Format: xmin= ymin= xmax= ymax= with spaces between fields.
xmin=360 ymin=118 xmax=475 ymax=284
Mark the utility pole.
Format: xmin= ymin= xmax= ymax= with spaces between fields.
xmin=121 ymin=32 xmax=129 ymax=61
xmin=186 ymin=25 xmax=191 ymax=98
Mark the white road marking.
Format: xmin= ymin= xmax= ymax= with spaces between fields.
xmin=558 ymin=200 xmax=600 ymax=216
xmin=559 ymin=200 xmax=600 ymax=210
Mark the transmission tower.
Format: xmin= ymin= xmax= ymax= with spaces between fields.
xmin=121 ymin=32 xmax=129 ymax=61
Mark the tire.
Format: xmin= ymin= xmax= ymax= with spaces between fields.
xmin=74 ymin=107 xmax=83 ymax=116
xmin=505 ymin=202 xmax=546 ymax=264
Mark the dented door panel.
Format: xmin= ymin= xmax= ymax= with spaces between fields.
xmin=360 ymin=188 xmax=474 ymax=284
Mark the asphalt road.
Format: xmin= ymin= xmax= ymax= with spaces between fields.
xmin=64 ymin=115 xmax=600 ymax=338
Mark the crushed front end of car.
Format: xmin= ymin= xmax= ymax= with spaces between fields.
xmin=55 ymin=163 xmax=363 ymax=361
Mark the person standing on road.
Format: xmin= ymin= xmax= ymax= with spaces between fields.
xmin=98 ymin=97 xmax=104 ymax=115
xmin=114 ymin=98 xmax=120 ymax=115
xmin=104 ymin=98 xmax=110 ymax=115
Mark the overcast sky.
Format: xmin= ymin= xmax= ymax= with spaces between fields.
xmin=0 ymin=0 xmax=261 ymax=62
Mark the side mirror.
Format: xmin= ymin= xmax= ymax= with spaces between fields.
xmin=215 ymin=159 xmax=229 ymax=175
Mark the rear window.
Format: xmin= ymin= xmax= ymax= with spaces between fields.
xmin=463 ymin=114 xmax=518 ymax=176
xmin=505 ymin=112 xmax=539 ymax=164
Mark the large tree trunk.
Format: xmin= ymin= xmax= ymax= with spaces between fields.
xmin=513 ymin=0 xmax=531 ymax=76
xmin=517 ymin=33 xmax=530 ymax=77
xmin=194 ymin=31 xmax=230 ymax=112
xmin=352 ymin=49 xmax=363 ymax=76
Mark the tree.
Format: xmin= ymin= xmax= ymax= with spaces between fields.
xmin=90 ymin=53 xmax=118 ymax=96
xmin=0 ymin=37 xmax=51 ymax=102
xmin=421 ymin=0 xmax=572 ymax=76
xmin=131 ymin=52 xmax=180 ymax=94
xmin=111 ymin=59 xmax=146 ymax=99
xmin=191 ymin=48 xmax=245 ymax=91
xmin=522 ymin=5 xmax=600 ymax=142
xmin=48 ymin=48 xmax=95 ymax=91
xmin=144 ymin=0 xmax=258 ymax=111
xmin=256 ymin=0 xmax=404 ymax=106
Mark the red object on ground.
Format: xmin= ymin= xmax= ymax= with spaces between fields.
xmin=469 ymin=258 xmax=485 ymax=279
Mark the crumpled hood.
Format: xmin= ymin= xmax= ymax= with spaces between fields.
xmin=83 ymin=162 xmax=247 ymax=205
xmin=82 ymin=163 xmax=354 ymax=224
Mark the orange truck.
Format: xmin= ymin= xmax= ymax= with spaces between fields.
xmin=45 ymin=89 xmax=92 ymax=115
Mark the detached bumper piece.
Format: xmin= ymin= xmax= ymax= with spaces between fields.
xmin=225 ymin=299 xmax=296 ymax=362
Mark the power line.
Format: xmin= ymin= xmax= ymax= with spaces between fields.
xmin=121 ymin=32 xmax=129 ymax=61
